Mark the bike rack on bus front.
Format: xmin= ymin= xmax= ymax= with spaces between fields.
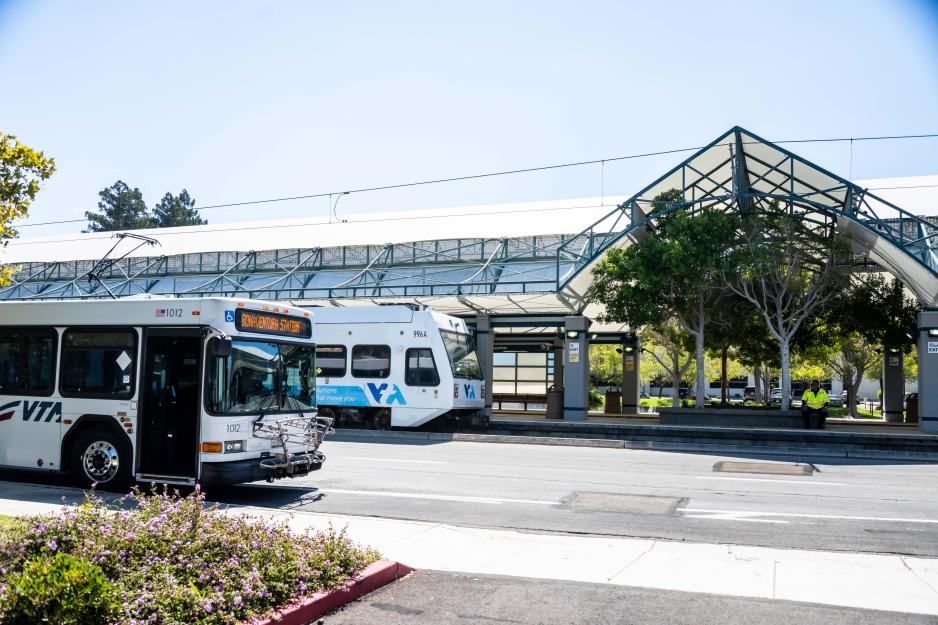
xmin=252 ymin=415 xmax=335 ymax=479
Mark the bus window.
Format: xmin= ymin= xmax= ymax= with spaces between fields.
xmin=352 ymin=345 xmax=391 ymax=378
xmin=316 ymin=345 xmax=347 ymax=377
xmin=281 ymin=342 xmax=316 ymax=411
xmin=439 ymin=330 xmax=484 ymax=380
xmin=0 ymin=328 xmax=56 ymax=396
xmin=206 ymin=339 xmax=316 ymax=414
xmin=405 ymin=348 xmax=439 ymax=386
xmin=61 ymin=329 xmax=137 ymax=398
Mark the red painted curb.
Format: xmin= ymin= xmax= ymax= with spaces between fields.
xmin=255 ymin=560 xmax=415 ymax=625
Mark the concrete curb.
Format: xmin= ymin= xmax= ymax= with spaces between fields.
xmin=255 ymin=560 xmax=414 ymax=625
xmin=331 ymin=429 xmax=938 ymax=462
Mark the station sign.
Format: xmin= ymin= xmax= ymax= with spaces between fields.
xmin=235 ymin=308 xmax=312 ymax=339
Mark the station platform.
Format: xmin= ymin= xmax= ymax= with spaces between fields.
xmin=484 ymin=410 xmax=938 ymax=462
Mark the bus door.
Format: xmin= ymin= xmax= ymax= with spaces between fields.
xmin=138 ymin=329 xmax=201 ymax=481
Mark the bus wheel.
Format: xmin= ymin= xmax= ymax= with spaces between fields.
xmin=70 ymin=427 xmax=131 ymax=491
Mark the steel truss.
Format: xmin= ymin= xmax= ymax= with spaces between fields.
xmin=3 ymin=127 xmax=936 ymax=309
xmin=558 ymin=127 xmax=938 ymax=306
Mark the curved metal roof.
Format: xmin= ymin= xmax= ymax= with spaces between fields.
xmin=2 ymin=127 xmax=936 ymax=314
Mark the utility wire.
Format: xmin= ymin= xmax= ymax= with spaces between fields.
xmin=14 ymin=132 xmax=938 ymax=229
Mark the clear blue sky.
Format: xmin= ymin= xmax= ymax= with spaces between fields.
xmin=2 ymin=0 xmax=937 ymax=236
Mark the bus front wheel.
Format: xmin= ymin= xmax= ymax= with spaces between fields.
xmin=70 ymin=427 xmax=132 ymax=491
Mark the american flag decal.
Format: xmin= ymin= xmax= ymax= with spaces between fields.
xmin=155 ymin=309 xmax=166 ymax=317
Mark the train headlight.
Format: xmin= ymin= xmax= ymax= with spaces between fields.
xmin=453 ymin=384 xmax=459 ymax=398
xmin=223 ymin=440 xmax=245 ymax=454
xmin=481 ymin=384 xmax=486 ymax=399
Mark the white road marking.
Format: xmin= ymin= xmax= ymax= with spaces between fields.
xmin=337 ymin=456 xmax=448 ymax=465
xmin=694 ymin=476 xmax=845 ymax=486
xmin=325 ymin=488 xmax=557 ymax=506
xmin=685 ymin=512 xmax=789 ymax=524
xmin=681 ymin=507 xmax=938 ymax=524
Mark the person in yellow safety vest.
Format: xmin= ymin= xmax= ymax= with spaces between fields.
xmin=801 ymin=379 xmax=829 ymax=429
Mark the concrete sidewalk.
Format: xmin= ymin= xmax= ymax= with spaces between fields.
xmin=2 ymin=482 xmax=938 ymax=617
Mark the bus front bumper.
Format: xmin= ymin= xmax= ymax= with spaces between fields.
xmin=200 ymin=452 xmax=323 ymax=485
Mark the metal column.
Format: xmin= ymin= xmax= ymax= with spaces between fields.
xmin=882 ymin=349 xmax=904 ymax=423
xmin=918 ymin=311 xmax=938 ymax=433
xmin=562 ymin=316 xmax=590 ymax=421
xmin=475 ymin=314 xmax=493 ymax=418
xmin=621 ymin=336 xmax=640 ymax=414
xmin=552 ymin=339 xmax=564 ymax=389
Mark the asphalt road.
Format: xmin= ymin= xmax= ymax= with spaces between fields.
xmin=207 ymin=435 xmax=938 ymax=557
xmin=325 ymin=570 xmax=938 ymax=625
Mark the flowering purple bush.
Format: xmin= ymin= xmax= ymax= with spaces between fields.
xmin=0 ymin=487 xmax=380 ymax=625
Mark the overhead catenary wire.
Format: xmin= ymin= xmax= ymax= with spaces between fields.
xmin=13 ymin=131 xmax=938 ymax=229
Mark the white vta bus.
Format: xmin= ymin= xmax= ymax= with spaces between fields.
xmin=311 ymin=305 xmax=486 ymax=429
xmin=0 ymin=297 xmax=331 ymax=489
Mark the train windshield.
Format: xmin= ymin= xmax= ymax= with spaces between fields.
xmin=440 ymin=330 xmax=484 ymax=380
xmin=206 ymin=339 xmax=316 ymax=414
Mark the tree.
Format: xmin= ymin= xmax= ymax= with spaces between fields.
xmin=828 ymin=333 xmax=878 ymax=418
xmin=589 ymin=191 xmax=739 ymax=408
xmin=831 ymin=273 xmax=921 ymax=351
xmin=704 ymin=293 xmax=757 ymax=404
xmin=85 ymin=180 xmax=152 ymax=232
xmin=152 ymin=189 xmax=206 ymax=228
xmin=589 ymin=345 xmax=622 ymax=385
xmin=641 ymin=320 xmax=694 ymax=408
xmin=0 ymin=133 xmax=55 ymax=285
xmin=727 ymin=207 xmax=849 ymax=410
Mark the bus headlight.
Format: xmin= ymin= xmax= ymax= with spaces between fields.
xmin=223 ymin=440 xmax=245 ymax=454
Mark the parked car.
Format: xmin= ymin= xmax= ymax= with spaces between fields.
xmin=743 ymin=386 xmax=756 ymax=401
xmin=769 ymin=388 xmax=794 ymax=404
xmin=828 ymin=391 xmax=843 ymax=407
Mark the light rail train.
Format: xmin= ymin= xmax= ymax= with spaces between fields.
xmin=0 ymin=297 xmax=331 ymax=489
xmin=310 ymin=305 xmax=487 ymax=428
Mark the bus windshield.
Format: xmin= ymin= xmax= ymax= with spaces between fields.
xmin=206 ymin=339 xmax=316 ymax=415
xmin=439 ymin=330 xmax=484 ymax=380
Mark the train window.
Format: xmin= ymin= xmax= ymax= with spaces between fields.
xmin=316 ymin=345 xmax=347 ymax=377
xmin=405 ymin=348 xmax=439 ymax=386
xmin=61 ymin=328 xmax=137 ymax=398
xmin=0 ymin=328 xmax=57 ymax=396
xmin=352 ymin=345 xmax=391 ymax=378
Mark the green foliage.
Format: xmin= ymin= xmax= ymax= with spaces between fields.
xmin=829 ymin=273 xmax=922 ymax=350
xmin=85 ymin=183 xmax=207 ymax=232
xmin=589 ymin=345 xmax=621 ymax=384
xmin=153 ymin=189 xmax=207 ymax=227
xmin=0 ymin=133 xmax=56 ymax=285
xmin=85 ymin=180 xmax=152 ymax=232
xmin=0 ymin=552 xmax=120 ymax=625
xmin=0 ymin=487 xmax=380 ymax=625
xmin=589 ymin=200 xmax=740 ymax=332
xmin=588 ymin=387 xmax=604 ymax=410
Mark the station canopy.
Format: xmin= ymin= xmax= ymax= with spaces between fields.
xmin=2 ymin=127 xmax=937 ymax=330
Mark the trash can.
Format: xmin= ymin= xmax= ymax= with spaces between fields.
xmin=546 ymin=385 xmax=564 ymax=419
xmin=604 ymin=388 xmax=622 ymax=414
xmin=906 ymin=393 xmax=919 ymax=424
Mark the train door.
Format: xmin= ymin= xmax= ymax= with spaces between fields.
xmin=138 ymin=329 xmax=201 ymax=481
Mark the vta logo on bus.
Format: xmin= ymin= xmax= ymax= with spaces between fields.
xmin=463 ymin=384 xmax=476 ymax=399
xmin=366 ymin=383 xmax=406 ymax=406
xmin=0 ymin=400 xmax=63 ymax=423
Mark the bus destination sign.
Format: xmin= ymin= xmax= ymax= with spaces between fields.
xmin=235 ymin=309 xmax=312 ymax=339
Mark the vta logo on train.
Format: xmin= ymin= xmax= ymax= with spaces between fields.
xmin=366 ymin=383 xmax=407 ymax=406
xmin=0 ymin=400 xmax=63 ymax=424
xmin=463 ymin=384 xmax=476 ymax=399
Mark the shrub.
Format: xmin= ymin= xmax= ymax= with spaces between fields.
xmin=0 ymin=487 xmax=380 ymax=625
xmin=0 ymin=551 xmax=119 ymax=625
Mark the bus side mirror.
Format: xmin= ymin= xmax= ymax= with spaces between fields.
xmin=209 ymin=336 xmax=233 ymax=358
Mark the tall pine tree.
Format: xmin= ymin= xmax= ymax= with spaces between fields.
xmin=152 ymin=189 xmax=207 ymax=227
xmin=85 ymin=180 xmax=152 ymax=232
